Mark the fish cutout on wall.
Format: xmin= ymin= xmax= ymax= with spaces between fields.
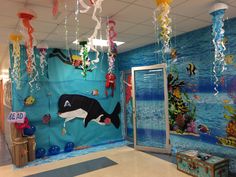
xmin=198 ymin=124 xmax=210 ymax=134
xmin=91 ymin=89 xmax=99 ymax=96
xmin=224 ymin=54 xmax=234 ymax=64
xmin=24 ymin=96 xmax=36 ymax=106
xmin=42 ymin=114 xmax=51 ymax=124
xmin=58 ymin=94 xmax=120 ymax=133
xmin=193 ymin=95 xmax=201 ymax=101
xmin=170 ymin=48 xmax=177 ymax=59
xmin=186 ymin=63 xmax=196 ymax=76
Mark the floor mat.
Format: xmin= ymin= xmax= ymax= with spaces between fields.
xmin=24 ymin=157 xmax=117 ymax=177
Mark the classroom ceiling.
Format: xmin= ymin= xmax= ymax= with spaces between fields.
xmin=1 ymin=0 xmax=236 ymax=72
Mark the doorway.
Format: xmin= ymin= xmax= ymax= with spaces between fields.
xmin=132 ymin=64 xmax=171 ymax=153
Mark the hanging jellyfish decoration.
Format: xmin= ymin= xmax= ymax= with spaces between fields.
xmin=105 ymin=19 xmax=118 ymax=97
xmin=87 ymin=0 xmax=104 ymax=66
xmin=154 ymin=0 xmax=172 ymax=59
xmin=37 ymin=43 xmax=48 ymax=76
xmin=10 ymin=34 xmax=23 ymax=90
xmin=18 ymin=9 xmax=39 ymax=92
xmin=209 ymin=3 xmax=228 ymax=96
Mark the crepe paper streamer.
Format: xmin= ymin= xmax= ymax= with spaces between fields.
xmin=80 ymin=42 xmax=91 ymax=77
xmin=52 ymin=0 xmax=59 ymax=17
xmin=106 ymin=19 xmax=118 ymax=74
xmin=18 ymin=9 xmax=36 ymax=75
xmin=37 ymin=43 xmax=48 ymax=76
xmin=105 ymin=73 xmax=116 ymax=97
xmin=88 ymin=0 xmax=104 ymax=65
xmin=209 ymin=3 xmax=228 ymax=96
xmin=26 ymin=47 xmax=40 ymax=93
xmin=79 ymin=0 xmax=92 ymax=13
xmin=155 ymin=0 xmax=172 ymax=59
xmin=10 ymin=34 xmax=22 ymax=89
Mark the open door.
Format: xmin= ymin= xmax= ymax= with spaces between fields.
xmin=132 ymin=64 xmax=171 ymax=153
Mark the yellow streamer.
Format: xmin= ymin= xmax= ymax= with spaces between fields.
xmin=10 ymin=34 xmax=23 ymax=89
xmin=155 ymin=0 xmax=172 ymax=6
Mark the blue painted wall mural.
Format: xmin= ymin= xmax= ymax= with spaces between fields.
xmin=10 ymin=45 xmax=123 ymax=154
xmin=118 ymin=17 xmax=236 ymax=172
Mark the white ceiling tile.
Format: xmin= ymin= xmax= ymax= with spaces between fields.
xmin=115 ymin=4 xmax=153 ymax=23
xmin=31 ymin=21 xmax=57 ymax=33
xmin=34 ymin=32 xmax=49 ymax=41
xmin=65 ymin=13 xmax=96 ymax=29
xmin=0 ymin=16 xmax=18 ymax=28
xmin=172 ymin=0 xmax=214 ymax=18
xmin=54 ymin=24 xmax=91 ymax=36
xmin=127 ymin=36 xmax=155 ymax=47
xmin=0 ymin=1 xmax=24 ymax=18
xmin=194 ymin=5 xmax=236 ymax=23
xmin=117 ymin=33 xmax=143 ymax=42
xmin=112 ymin=20 xmax=136 ymax=32
xmin=122 ymin=24 xmax=154 ymax=36
xmin=174 ymin=18 xmax=210 ymax=32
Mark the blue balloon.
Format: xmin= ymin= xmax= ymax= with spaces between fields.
xmin=48 ymin=145 xmax=60 ymax=156
xmin=64 ymin=142 xmax=74 ymax=152
xmin=23 ymin=125 xmax=36 ymax=136
xmin=36 ymin=148 xmax=46 ymax=158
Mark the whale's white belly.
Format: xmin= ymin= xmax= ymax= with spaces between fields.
xmin=59 ymin=108 xmax=88 ymax=119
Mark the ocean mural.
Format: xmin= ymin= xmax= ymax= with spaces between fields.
xmin=118 ymin=17 xmax=236 ymax=173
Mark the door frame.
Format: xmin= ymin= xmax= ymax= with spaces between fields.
xmin=131 ymin=63 xmax=171 ymax=154
xmin=122 ymin=70 xmax=133 ymax=141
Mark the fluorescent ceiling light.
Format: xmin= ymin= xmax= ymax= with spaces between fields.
xmin=73 ymin=39 xmax=125 ymax=47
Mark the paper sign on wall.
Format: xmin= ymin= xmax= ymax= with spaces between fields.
xmin=8 ymin=112 xmax=26 ymax=123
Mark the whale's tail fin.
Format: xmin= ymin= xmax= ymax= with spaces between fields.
xmin=110 ymin=103 xmax=121 ymax=128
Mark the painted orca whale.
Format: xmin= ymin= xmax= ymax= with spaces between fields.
xmin=58 ymin=94 xmax=120 ymax=129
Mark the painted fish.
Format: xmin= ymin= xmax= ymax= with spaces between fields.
xmin=222 ymin=99 xmax=230 ymax=104
xmin=91 ymin=89 xmax=99 ymax=96
xmin=220 ymin=77 xmax=225 ymax=85
xmin=224 ymin=54 xmax=234 ymax=64
xmin=193 ymin=95 xmax=201 ymax=100
xmin=42 ymin=114 xmax=51 ymax=124
xmin=24 ymin=96 xmax=35 ymax=106
xmin=170 ymin=48 xmax=177 ymax=59
xmin=173 ymin=87 xmax=181 ymax=99
xmin=186 ymin=63 xmax=196 ymax=76
xmin=223 ymin=37 xmax=228 ymax=46
xmin=198 ymin=124 xmax=210 ymax=134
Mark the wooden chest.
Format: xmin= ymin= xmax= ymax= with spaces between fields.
xmin=176 ymin=150 xmax=229 ymax=177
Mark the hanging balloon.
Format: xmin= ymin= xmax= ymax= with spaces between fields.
xmin=154 ymin=0 xmax=172 ymax=61
xmin=23 ymin=125 xmax=36 ymax=136
xmin=209 ymin=3 xmax=228 ymax=96
xmin=37 ymin=43 xmax=48 ymax=76
xmin=48 ymin=145 xmax=60 ymax=156
xmin=64 ymin=142 xmax=75 ymax=152
xmin=10 ymin=34 xmax=23 ymax=89
xmin=36 ymin=148 xmax=46 ymax=158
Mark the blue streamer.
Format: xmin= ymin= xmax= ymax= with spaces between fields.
xmin=210 ymin=9 xmax=226 ymax=96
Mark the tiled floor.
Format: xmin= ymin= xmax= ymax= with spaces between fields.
xmin=0 ymin=146 xmax=191 ymax=177
xmin=0 ymin=132 xmax=12 ymax=166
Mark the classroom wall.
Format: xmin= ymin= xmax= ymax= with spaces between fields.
xmin=118 ymin=17 xmax=236 ymax=172
xmin=10 ymin=46 xmax=123 ymax=152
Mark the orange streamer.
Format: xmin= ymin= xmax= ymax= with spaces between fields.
xmin=155 ymin=0 xmax=172 ymax=6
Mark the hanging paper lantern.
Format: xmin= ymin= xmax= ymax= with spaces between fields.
xmin=37 ymin=43 xmax=48 ymax=76
xmin=155 ymin=0 xmax=172 ymax=59
xmin=209 ymin=3 xmax=228 ymax=96
xmin=10 ymin=34 xmax=23 ymax=89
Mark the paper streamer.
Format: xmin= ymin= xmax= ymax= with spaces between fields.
xmin=106 ymin=19 xmax=117 ymax=74
xmin=155 ymin=0 xmax=172 ymax=59
xmin=10 ymin=34 xmax=22 ymax=89
xmin=37 ymin=43 xmax=48 ymax=76
xmin=80 ymin=43 xmax=91 ymax=77
xmin=79 ymin=0 xmax=92 ymax=13
xmin=210 ymin=9 xmax=227 ymax=96
xmin=88 ymin=0 xmax=104 ymax=65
